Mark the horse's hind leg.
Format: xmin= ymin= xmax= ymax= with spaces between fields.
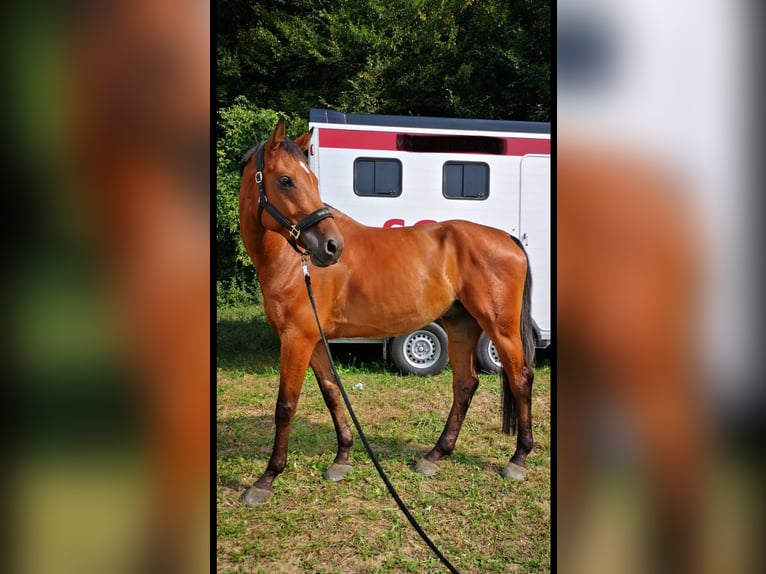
xmin=415 ymin=309 xmax=482 ymax=476
xmin=241 ymin=337 xmax=313 ymax=506
xmin=493 ymin=333 xmax=534 ymax=480
xmin=309 ymin=342 xmax=354 ymax=482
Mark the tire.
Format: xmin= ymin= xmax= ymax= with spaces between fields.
xmin=390 ymin=323 xmax=449 ymax=376
xmin=475 ymin=332 xmax=503 ymax=374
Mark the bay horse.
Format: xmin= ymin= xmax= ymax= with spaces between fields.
xmin=557 ymin=140 xmax=708 ymax=574
xmin=238 ymin=119 xmax=536 ymax=505
xmin=70 ymin=1 xmax=210 ymax=569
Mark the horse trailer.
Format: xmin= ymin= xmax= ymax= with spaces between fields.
xmin=307 ymin=108 xmax=551 ymax=375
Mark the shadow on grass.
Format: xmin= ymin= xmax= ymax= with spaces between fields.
xmin=216 ymin=305 xmax=280 ymax=373
xmin=217 ymin=304 xmax=398 ymax=375
xmin=217 ymin=413 xmax=497 ymax=487
xmin=216 ymin=304 xmax=552 ymax=375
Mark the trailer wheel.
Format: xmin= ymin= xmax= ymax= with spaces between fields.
xmin=475 ymin=332 xmax=503 ymax=374
xmin=390 ymin=323 xmax=448 ymax=376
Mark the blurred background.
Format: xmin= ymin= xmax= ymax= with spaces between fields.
xmin=558 ymin=0 xmax=763 ymax=572
xmin=2 ymin=0 xmax=763 ymax=572
xmin=3 ymin=2 xmax=210 ymax=573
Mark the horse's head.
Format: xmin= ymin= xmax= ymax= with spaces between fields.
xmin=244 ymin=118 xmax=344 ymax=267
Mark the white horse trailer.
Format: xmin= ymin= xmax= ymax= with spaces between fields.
xmin=307 ymin=108 xmax=550 ymax=375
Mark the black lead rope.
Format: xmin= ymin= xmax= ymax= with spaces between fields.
xmin=300 ymin=257 xmax=460 ymax=574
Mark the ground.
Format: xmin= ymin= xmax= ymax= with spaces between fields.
xmin=217 ymin=305 xmax=550 ymax=573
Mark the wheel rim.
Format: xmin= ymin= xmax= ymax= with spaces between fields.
xmin=403 ymin=331 xmax=442 ymax=369
xmin=488 ymin=340 xmax=502 ymax=369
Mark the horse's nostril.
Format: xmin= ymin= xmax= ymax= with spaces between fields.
xmin=326 ymin=239 xmax=337 ymax=255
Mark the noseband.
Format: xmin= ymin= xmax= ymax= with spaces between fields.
xmin=254 ymin=143 xmax=334 ymax=254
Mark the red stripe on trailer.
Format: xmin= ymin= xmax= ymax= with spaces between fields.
xmin=317 ymin=128 xmax=550 ymax=156
xmin=504 ymin=138 xmax=550 ymax=155
xmin=318 ymin=129 xmax=399 ymax=151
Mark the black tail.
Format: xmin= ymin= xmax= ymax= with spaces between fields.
xmin=502 ymin=236 xmax=535 ymax=435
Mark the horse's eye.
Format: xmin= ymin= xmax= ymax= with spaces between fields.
xmin=279 ymin=176 xmax=293 ymax=187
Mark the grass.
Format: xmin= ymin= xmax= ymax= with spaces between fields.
xmin=217 ymin=304 xmax=551 ymax=573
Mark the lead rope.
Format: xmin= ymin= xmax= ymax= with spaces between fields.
xmin=300 ymin=257 xmax=460 ymax=574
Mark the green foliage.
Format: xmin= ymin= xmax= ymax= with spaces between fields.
xmin=217 ymin=0 xmax=550 ymax=121
xmin=216 ymin=0 xmax=550 ymax=296
xmin=216 ymin=97 xmax=307 ymax=302
xmin=215 ymin=277 xmax=259 ymax=309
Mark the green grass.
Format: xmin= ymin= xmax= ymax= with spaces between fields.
xmin=217 ymin=305 xmax=551 ymax=573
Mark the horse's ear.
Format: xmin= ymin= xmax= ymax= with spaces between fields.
xmin=293 ymin=127 xmax=314 ymax=153
xmin=267 ymin=118 xmax=287 ymax=151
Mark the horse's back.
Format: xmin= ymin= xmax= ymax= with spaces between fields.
xmin=318 ymin=213 xmax=528 ymax=339
xmin=331 ymin=214 xmax=525 ymax=279
xmin=332 ymin=209 xmax=523 ymax=260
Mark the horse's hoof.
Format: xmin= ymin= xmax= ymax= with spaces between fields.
xmin=414 ymin=458 xmax=439 ymax=476
xmin=500 ymin=462 xmax=528 ymax=481
xmin=323 ymin=463 xmax=353 ymax=482
xmin=241 ymin=486 xmax=274 ymax=506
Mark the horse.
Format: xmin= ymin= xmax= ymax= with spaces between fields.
xmin=557 ymin=140 xmax=708 ymax=574
xmin=238 ymin=118 xmax=537 ymax=506
xmin=70 ymin=1 xmax=210 ymax=569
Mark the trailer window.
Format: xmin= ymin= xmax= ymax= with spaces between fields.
xmin=397 ymin=134 xmax=504 ymax=155
xmin=443 ymin=162 xmax=489 ymax=199
xmin=354 ymin=158 xmax=402 ymax=197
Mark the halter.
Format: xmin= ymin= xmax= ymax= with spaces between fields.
xmin=254 ymin=143 xmax=334 ymax=254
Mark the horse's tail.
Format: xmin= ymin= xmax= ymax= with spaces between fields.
xmin=502 ymin=235 xmax=536 ymax=435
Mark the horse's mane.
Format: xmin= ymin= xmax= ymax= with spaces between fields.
xmin=239 ymin=139 xmax=307 ymax=175
xmin=239 ymin=145 xmax=259 ymax=175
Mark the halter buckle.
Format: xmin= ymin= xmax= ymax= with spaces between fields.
xmin=289 ymin=226 xmax=301 ymax=241
xmin=255 ymin=171 xmax=263 ymax=184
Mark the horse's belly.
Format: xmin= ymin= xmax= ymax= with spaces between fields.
xmin=333 ymin=284 xmax=453 ymax=339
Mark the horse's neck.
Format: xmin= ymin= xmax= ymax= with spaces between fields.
xmin=248 ymin=222 xmax=297 ymax=281
xmin=248 ymin=221 xmax=277 ymax=257
xmin=331 ymin=209 xmax=365 ymax=234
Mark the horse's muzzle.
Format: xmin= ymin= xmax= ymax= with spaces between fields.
xmin=303 ymin=227 xmax=344 ymax=267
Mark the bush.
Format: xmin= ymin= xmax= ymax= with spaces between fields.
xmin=216 ymin=97 xmax=308 ymax=306
xmin=216 ymin=277 xmax=259 ymax=309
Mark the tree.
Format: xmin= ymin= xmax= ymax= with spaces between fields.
xmin=216 ymin=0 xmax=550 ymax=301
xmin=216 ymin=0 xmax=550 ymax=121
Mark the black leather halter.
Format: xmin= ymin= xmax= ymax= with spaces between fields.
xmin=254 ymin=143 xmax=334 ymax=254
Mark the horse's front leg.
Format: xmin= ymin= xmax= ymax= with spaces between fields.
xmin=241 ymin=335 xmax=313 ymax=506
xmin=310 ymin=342 xmax=354 ymax=482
